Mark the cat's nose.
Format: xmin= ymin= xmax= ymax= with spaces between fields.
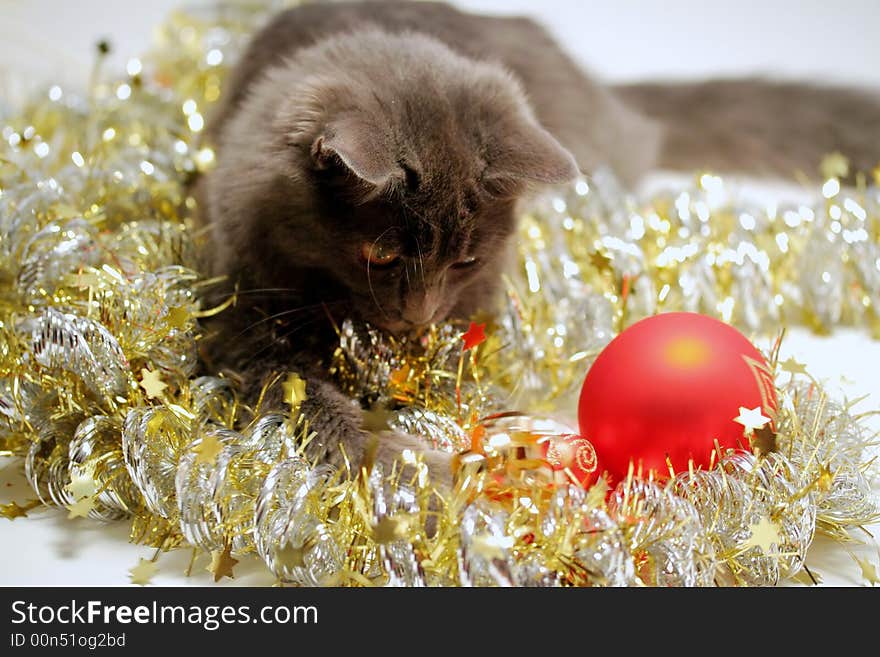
xmin=402 ymin=290 xmax=441 ymax=325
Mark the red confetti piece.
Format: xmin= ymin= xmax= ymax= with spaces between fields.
xmin=461 ymin=322 xmax=486 ymax=351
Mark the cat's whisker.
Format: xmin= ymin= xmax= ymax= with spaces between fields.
xmin=247 ymin=314 xmax=333 ymax=363
xmin=366 ymin=228 xmax=394 ymax=319
xmin=230 ymin=287 xmax=304 ymax=297
xmin=230 ymin=301 xmax=346 ymax=340
xmin=414 ymin=236 xmax=427 ymax=286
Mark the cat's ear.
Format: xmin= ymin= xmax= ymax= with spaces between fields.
xmin=310 ymin=116 xmax=399 ymax=188
xmin=484 ymin=119 xmax=579 ymax=195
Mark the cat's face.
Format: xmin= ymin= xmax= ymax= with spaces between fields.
xmin=312 ymin=177 xmax=519 ymax=333
xmin=210 ymin=33 xmax=580 ymax=336
xmin=292 ymin=89 xmax=579 ymax=334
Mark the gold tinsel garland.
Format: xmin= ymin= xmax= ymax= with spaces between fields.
xmin=0 ymin=1 xmax=878 ymax=586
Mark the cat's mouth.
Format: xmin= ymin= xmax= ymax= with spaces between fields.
xmin=367 ymin=312 xmax=449 ymax=336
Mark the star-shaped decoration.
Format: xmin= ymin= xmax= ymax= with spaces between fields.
xmin=1 ymin=500 xmax=36 ymax=520
xmin=164 ymin=306 xmax=190 ymax=331
xmin=67 ymin=496 xmax=96 ymax=519
xmin=856 ymin=557 xmax=880 ymax=586
xmin=139 ymin=368 xmax=167 ymax=399
xmin=193 ymin=434 xmax=223 ymax=465
xmin=744 ymin=516 xmax=780 ymax=555
xmin=733 ymin=406 xmax=772 ymax=436
xmin=817 ymin=463 xmax=835 ymax=493
xmin=750 ymin=425 xmax=778 ymax=455
xmin=589 ymin=250 xmax=614 ymax=275
xmin=779 ymin=356 xmax=808 ymax=376
xmin=282 ymin=373 xmax=308 ymax=414
xmin=821 ymin=152 xmax=849 ymax=179
xmin=585 ymin=478 xmax=609 ymax=508
xmin=388 ymin=365 xmax=411 ymax=388
xmin=129 ymin=558 xmax=158 ymax=586
xmin=66 ymin=471 xmax=97 ymax=500
xmin=461 ymin=322 xmax=487 ymax=352
xmin=208 ymin=543 xmax=238 ymax=582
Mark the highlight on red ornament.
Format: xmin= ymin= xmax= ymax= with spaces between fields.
xmin=578 ymin=312 xmax=777 ymax=485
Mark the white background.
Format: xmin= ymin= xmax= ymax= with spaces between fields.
xmin=1 ymin=0 xmax=880 ymax=90
xmin=0 ymin=0 xmax=879 ymax=586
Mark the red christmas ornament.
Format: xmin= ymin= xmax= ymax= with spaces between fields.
xmin=578 ymin=312 xmax=776 ymax=484
xmin=539 ymin=433 xmax=600 ymax=487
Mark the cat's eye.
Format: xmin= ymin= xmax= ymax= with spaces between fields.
xmin=451 ymin=256 xmax=479 ymax=270
xmin=361 ymin=242 xmax=400 ymax=268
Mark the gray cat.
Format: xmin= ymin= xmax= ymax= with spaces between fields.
xmin=201 ymin=0 xmax=880 ymax=489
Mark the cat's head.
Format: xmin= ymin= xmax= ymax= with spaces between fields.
xmin=213 ymin=30 xmax=578 ymax=334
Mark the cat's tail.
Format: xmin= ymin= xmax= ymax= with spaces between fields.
xmin=613 ymin=79 xmax=880 ymax=180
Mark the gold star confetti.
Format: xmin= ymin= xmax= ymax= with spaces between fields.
xmin=820 ymin=152 xmax=849 ymax=179
xmin=744 ymin=516 xmax=780 ymax=555
xmin=282 ymin=372 xmax=307 ymax=414
xmin=164 ymin=305 xmax=190 ymax=330
xmin=208 ymin=543 xmax=238 ymax=582
xmin=589 ymin=250 xmax=613 ymax=275
xmin=139 ymin=368 xmax=168 ymax=399
xmin=66 ymin=471 xmax=97 ymax=500
xmin=129 ymin=558 xmax=158 ymax=586
xmin=1 ymin=500 xmax=38 ymax=520
xmin=750 ymin=425 xmax=778 ymax=455
xmin=733 ymin=406 xmax=772 ymax=436
xmin=67 ymin=496 xmax=96 ymax=519
xmin=856 ymin=557 xmax=880 ymax=586
xmin=779 ymin=356 xmax=808 ymax=376
xmin=817 ymin=463 xmax=835 ymax=493
xmin=585 ymin=477 xmax=609 ymax=508
xmin=193 ymin=434 xmax=223 ymax=465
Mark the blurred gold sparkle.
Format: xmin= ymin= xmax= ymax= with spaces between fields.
xmin=820 ymin=152 xmax=849 ymax=179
